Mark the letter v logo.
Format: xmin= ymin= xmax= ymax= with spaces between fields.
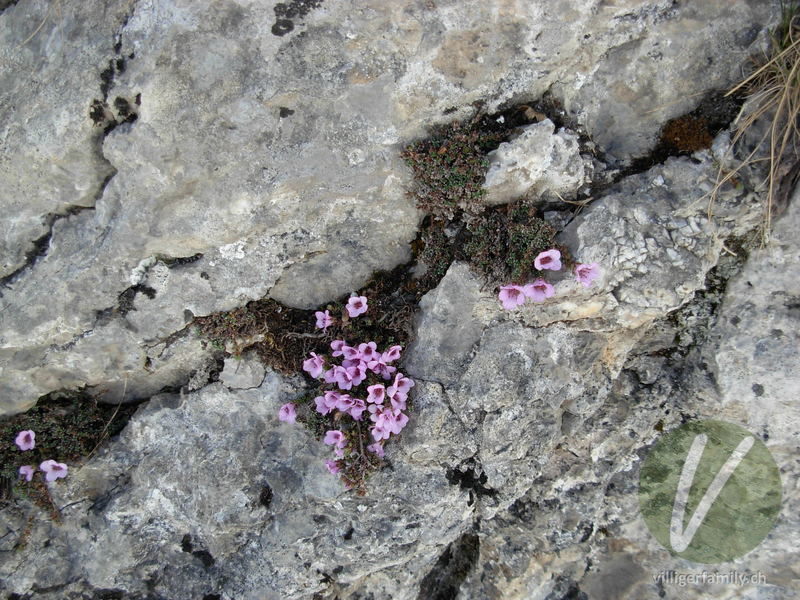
xmin=669 ymin=433 xmax=754 ymax=552
xmin=639 ymin=419 xmax=781 ymax=563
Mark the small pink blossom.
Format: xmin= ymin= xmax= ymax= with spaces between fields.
xmin=19 ymin=465 xmax=35 ymax=482
xmin=381 ymin=345 xmax=402 ymax=363
xmin=324 ymin=430 xmax=347 ymax=449
xmin=302 ymin=352 xmax=325 ymax=378
xmin=349 ymin=398 xmax=367 ymax=421
xmin=346 ymin=296 xmax=368 ymax=318
xmin=370 ymin=424 xmax=390 ymax=442
xmin=14 ymin=430 xmax=35 ymax=451
xmin=314 ymin=395 xmax=332 ymax=415
xmin=534 ymin=249 xmax=562 ymax=271
xmin=278 ymin=402 xmax=297 ymax=423
xmin=522 ymin=279 xmax=555 ymax=303
xmin=325 ymin=460 xmax=340 ymax=474
xmin=366 ymin=384 xmax=386 ymax=404
xmin=388 ymin=373 xmax=415 ymax=396
xmin=367 ymin=358 xmax=396 ymax=380
xmin=341 ymin=345 xmax=361 ymax=361
xmin=335 ymin=394 xmax=355 ymax=412
xmin=574 ymin=262 xmax=601 ymax=288
xmin=358 ymin=342 xmax=379 ymax=362
xmin=332 ymin=365 xmax=354 ymax=390
xmin=315 ymin=310 xmax=333 ymax=331
xmin=334 ymin=447 xmax=345 ymax=458
xmin=498 ymin=285 xmax=526 ymax=310
xmin=39 ymin=460 xmax=68 ymax=482
xmin=367 ymin=443 xmax=385 ymax=458
xmin=331 ymin=340 xmax=347 ymax=357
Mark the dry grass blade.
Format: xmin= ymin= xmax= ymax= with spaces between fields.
xmin=707 ymin=2 xmax=800 ymax=244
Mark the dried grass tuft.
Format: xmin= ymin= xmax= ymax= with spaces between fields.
xmin=713 ymin=1 xmax=800 ymax=243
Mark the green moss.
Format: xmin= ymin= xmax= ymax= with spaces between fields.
xmin=401 ymin=122 xmax=504 ymax=220
xmin=462 ymin=200 xmax=563 ymax=284
xmin=0 ymin=391 xmax=137 ymax=513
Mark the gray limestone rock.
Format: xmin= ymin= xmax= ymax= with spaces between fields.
xmin=1 ymin=1 xmax=797 ymax=599
xmin=220 ymin=352 xmax=267 ymax=390
xmin=482 ymin=120 xmax=592 ymax=206
xmin=0 ymin=0 xmax=778 ymax=414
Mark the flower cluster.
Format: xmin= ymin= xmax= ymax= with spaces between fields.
xmin=13 ymin=430 xmax=68 ymax=483
xmin=498 ymin=249 xmax=600 ymax=310
xmin=280 ymin=336 xmax=415 ymax=489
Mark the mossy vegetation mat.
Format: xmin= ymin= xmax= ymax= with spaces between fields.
xmin=0 ymin=392 xmax=138 ymax=516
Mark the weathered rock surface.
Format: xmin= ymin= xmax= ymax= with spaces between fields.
xmin=0 ymin=0 xmax=778 ymax=414
xmin=219 ymin=352 xmax=267 ymax=389
xmin=2 ymin=0 xmax=797 ymax=599
xmin=483 ymin=120 xmax=592 ymax=205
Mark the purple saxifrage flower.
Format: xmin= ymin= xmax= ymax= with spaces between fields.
xmin=324 ymin=430 xmax=347 ymax=449
xmin=574 ymin=262 xmax=601 ymax=288
xmin=19 ymin=465 xmax=35 ymax=482
xmin=534 ymin=249 xmax=562 ymax=271
xmin=346 ymin=296 xmax=368 ymax=318
xmin=278 ymin=402 xmax=297 ymax=423
xmin=523 ymin=279 xmax=555 ymax=303
xmin=14 ymin=430 xmax=35 ymax=451
xmin=498 ymin=285 xmax=526 ymax=310
xmin=367 ymin=443 xmax=385 ymax=458
xmin=315 ymin=310 xmax=333 ymax=331
xmin=39 ymin=460 xmax=68 ymax=482
xmin=302 ymin=352 xmax=325 ymax=378
xmin=325 ymin=460 xmax=340 ymax=474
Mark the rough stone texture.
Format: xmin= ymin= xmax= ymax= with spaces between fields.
xmin=5 ymin=140 xmax=798 ymax=599
xmin=220 ymin=352 xmax=267 ymax=389
xmin=404 ymin=263 xmax=489 ymax=387
xmin=0 ymin=0 xmax=778 ymax=415
xmin=482 ymin=120 xmax=592 ymax=205
xmin=1 ymin=0 xmax=797 ymax=599
xmin=0 ymin=373 xmax=472 ymax=600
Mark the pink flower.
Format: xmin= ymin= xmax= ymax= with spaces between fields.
xmin=334 ymin=447 xmax=345 ymax=458
xmin=387 ymin=410 xmax=409 ymax=434
xmin=574 ymin=262 xmax=601 ymax=288
xmin=325 ymin=460 xmax=340 ymax=474
xmin=498 ymin=285 xmax=526 ymax=310
xmin=370 ymin=424 xmax=390 ymax=441
xmin=324 ymin=430 xmax=347 ymax=449
xmin=367 ymin=443 xmax=385 ymax=458
xmin=381 ymin=345 xmax=402 ymax=363
xmin=312 ymin=390 xmax=345 ymax=415
xmin=346 ymin=296 xmax=368 ymax=318
xmin=358 ymin=342 xmax=379 ymax=362
xmin=314 ymin=395 xmax=332 ymax=415
xmin=302 ymin=352 xmax=325 ymax=378
xmin=534 ymin=249 xmax=562 ymax=271
xmin=366 ymin=384 xmax=386 ymax=404
xmin=341 ymin=344 xmax=361 ymax=361
xmin=39 ymin=460 xmax=68 ymax=482
xmin=331 ymin=340 xmax=347 ymax=357
xmin=335 ymin=394 xmax=355 ymax=412
xmin=14 ymin=430 xmax=35 ymax=451
xmin=522 ymin=279 xmax=555 ymax=303
xmin=332 ymin=365 xmax=354 ymax=390
xmin=388 ymin=373 xmax=415 ymax=396
xmin=315 ymin=310 xmax=333 ymax=331
xmin=278 ymin=402 xmax=297 ymax=423
xmin=367 ymin=358 xmax=396 ymax=380
xmin=349 ymin=398 xmax=367 ymax=421
xmin=19 ymin=465 xmax=35 ymax=482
